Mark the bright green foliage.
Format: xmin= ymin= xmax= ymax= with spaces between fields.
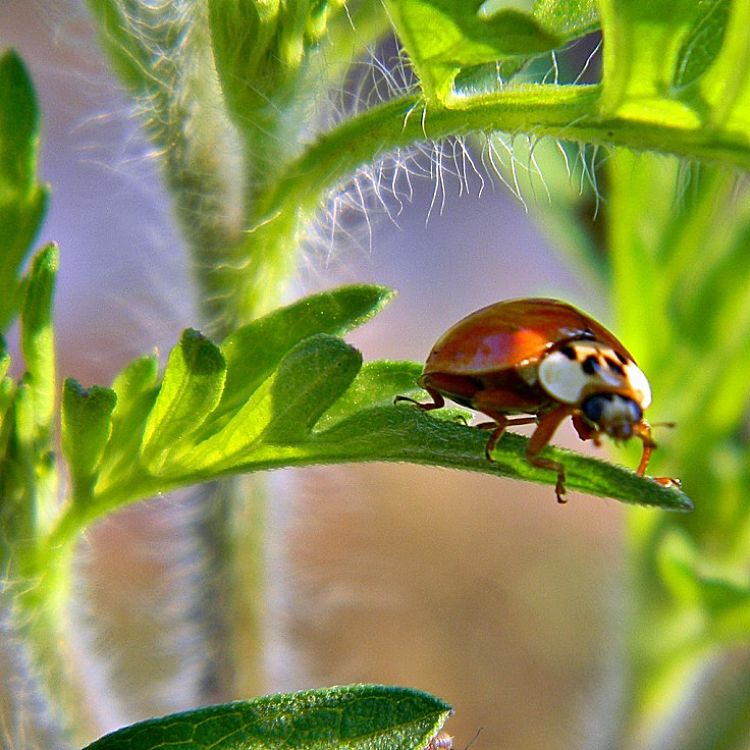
xmin=208 ymin=0 xmax=346 ymax=132
xmin=216 ymin=285 xmax=394 ymax=423
xmin=81 ymin=685 xmax=452 ymax=750
xmin=0 ymin=52 xmax=48 ymax=329
xmin=381 ymin=0 xmax=750 ymax=168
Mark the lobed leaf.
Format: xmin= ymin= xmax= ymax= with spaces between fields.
xmin=672 ymin=0 xmax=731 ymax=89
xmin=316 ymin=360 xmax=424 ymax=431
xmin=659 ymin=529 xmax=750 ymax=643
xmin=693 ymin=1 xmax=750 ymax=131
xmin=0 ymin=342 xmax=9 ymax=382
xmin=81 ymin=684 xmax=452 ymax=750
xmin=62 ymin=284 xmax=693 ymax=522
xmin=0 ymin=375 xmax=13 ymax=456
xmin=180 ymin=335 xmax=363 ymax=472
xmin=597 ymin=0 xmax=744 ymax=132
xmin=298 ymin=405 xmax=694 ymax=511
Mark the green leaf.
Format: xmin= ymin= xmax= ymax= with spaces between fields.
xmin=672 ymin=0 xmax=731 ymax=89
xmin=531 ymin=0 xmax=599 ymax=39
xmin=55 ymin=284 xmax=693 ymax=517
xmin=385 ymin=0 xmax=561 ymax=101
xmin=140 ymin=329 xmax=226 ymax=473
xmin=214 ymin=285 xmax=393 ymax=431
xmin=0 ymin=339 xmax=9 ymax=382
xmin=81 ymin=684 xmax=452 ymax=750
xmin=61 ymin=379 xmax=117 ymax=501
xmin=20 ymin=244 xmax=58 ymax=435
xmin=0 ymin=375 xmax=14 ymax=457
xmin=0 ymin=51 xmax=48 ymax=330
xmin=601 ymin=0 xmax=750 ymax=125
xmin=658 ymin=529 xmax=750 ymax=643
xmin=209 ymin=0 xmax=347 ymax=127
xmin=693 ymin=1 xmax=750 ymax=130
xmin=208 ymin=0 xmax=294 ymax=125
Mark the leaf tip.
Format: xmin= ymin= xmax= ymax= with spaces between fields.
xmin=180 ymin=328 xmax=226 ymax=374
xmin=32 ymin=242 xmax=59 ymax=274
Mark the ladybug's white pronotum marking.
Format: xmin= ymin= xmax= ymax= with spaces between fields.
xmin=537 ymin=340 xmax=651 ymax=407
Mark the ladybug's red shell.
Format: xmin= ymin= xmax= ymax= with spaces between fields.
xmin=402 ymin=297 xmax=672 ymax=502
xmin=424 ymin=298 xmax=630 ymax=376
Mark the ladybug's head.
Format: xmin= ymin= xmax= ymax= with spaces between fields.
xmin=581 ymin=392 xmax=643 ymax=440
xmin=539 ymin=340 xmax=652 ymax=418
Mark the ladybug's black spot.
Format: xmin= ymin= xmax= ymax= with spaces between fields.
xmin=615 ymin=351 xmax=628 ymax=365
xmin=582 ymin=355 xmax=599 ymax=375
xmin=605 ymin=357 xmax=625 ymax=376
xmin=559 ymin=345 xmax=576 ymax=360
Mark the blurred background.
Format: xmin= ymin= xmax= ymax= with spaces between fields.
xmin=1 ymin=3 xmax=624 ymax=748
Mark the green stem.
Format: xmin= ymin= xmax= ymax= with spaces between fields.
xmin=9 ymin=536 xmax=99 ymax=747
xmin=216 ymin=80 xmax=750 ymax=325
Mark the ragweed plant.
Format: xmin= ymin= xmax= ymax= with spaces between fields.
xmin=1 ymin=1 xmax=749 ymax=749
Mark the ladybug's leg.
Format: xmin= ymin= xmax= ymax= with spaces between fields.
xmin=394 ymin=387 xmax=445 ymax=411
xmin=482 ymin=414 xmax=508 ymax=460
xmin=479 ymin=413 xmax=536 ymax=460
xmin=477 ymin=416 xmax=535 ymax=431
xmin=634 ymin=420 xmax=656 ymax=476
xmin=526 ymin=404 xmax=575 ymax=503
xmin=633 ymin=421 xmax=682 ymax=489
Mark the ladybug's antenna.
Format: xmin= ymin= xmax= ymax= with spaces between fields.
xmin=651 ymin=421 xmax=676 ymax=430
xmin=464 ymin=727 xmax=483 ymax=750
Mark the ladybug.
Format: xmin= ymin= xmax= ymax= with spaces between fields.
xmin=398 ymin=298 xmax=674 ymax=502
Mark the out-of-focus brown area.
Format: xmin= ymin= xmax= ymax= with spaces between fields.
xmin=1 ymin=3 xmax=625 ymax=747
xmin=285 ymin=464 xmax=622 ymax=750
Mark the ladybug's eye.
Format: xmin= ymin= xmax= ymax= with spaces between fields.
xmin=582 ymin=393 xmax=611 ymax=423
xmin=582 ymin=394 xmax=643 ymax=437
